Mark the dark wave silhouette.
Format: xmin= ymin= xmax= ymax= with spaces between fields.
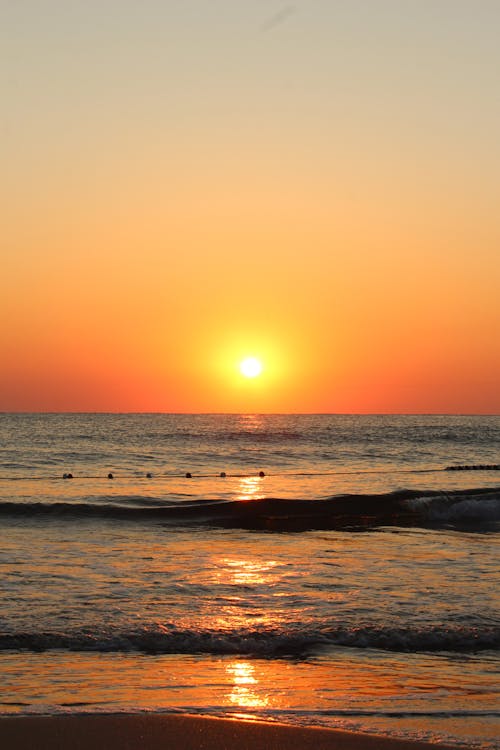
xmin=1 ymin=621 xmax=498 ymax=656
xmin=1 ymin=487 xmax=498 ymax=531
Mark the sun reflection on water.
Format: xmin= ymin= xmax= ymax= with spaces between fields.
xmin=237 ymin=475 xmax=264 ymax=501
xmin=219 ymin=557 xmax=278 ymax=586
xmin=226 ymin=660 xmax=269 ymax=710
xmin=208 ymin=555 xmax=283 ymax=632
xmin=238 ymin=414 xmax=265 ymax=431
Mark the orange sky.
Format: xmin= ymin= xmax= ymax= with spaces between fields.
xmin=1 ymin=1 xmax=499 ymax=413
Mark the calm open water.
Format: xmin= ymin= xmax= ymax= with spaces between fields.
xmin=0 ymin=414 xmax=499 ymax=747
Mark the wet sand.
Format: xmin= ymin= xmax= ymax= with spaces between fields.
xmin=0 ymin=713 xmax=460 ymax=750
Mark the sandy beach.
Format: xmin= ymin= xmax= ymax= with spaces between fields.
xmin=0 ymin=714 xmax=461 ymax=750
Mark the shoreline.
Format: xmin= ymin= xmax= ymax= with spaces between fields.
xmin=0 ymin=713 xmax=461 ymax=750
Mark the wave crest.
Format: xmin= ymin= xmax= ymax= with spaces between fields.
xmin=1 ymin=622 xmax=498 ymax=656
xmin=0 ymin=487 xmax=498 ymax=531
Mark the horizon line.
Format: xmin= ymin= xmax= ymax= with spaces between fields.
xmin=1 ymin=411 xmax=499 ymax=417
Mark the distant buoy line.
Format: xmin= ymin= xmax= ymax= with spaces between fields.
xmin=2 ymin=471 xmax=269 ymax=481
xmin=1 ymin=464 xmax=498 ymax=482
xmin=444 ymin=463 xmax=500 ymax=471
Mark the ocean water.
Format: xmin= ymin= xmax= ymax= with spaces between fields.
xmin=0 ymin=414 xmax=499 ymax=748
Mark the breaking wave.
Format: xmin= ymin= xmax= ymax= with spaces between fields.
xmin=0 ymin=487 xmax=498 ymax=531
xmin=1 ymin=622 xmax=498 ymax=656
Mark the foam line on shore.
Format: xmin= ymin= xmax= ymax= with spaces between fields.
xmin=0 ymin=713 xmax=460 ymax=750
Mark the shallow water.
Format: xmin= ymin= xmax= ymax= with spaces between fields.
xmin=0 ymin=414 xmax=499 ymax=747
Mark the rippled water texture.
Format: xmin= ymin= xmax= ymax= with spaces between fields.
xmin=0 ymin=414 xmax=498 ymax=748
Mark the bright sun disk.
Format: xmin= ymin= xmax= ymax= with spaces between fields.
xmin=240 ymin=357 xmax=263 ymax=378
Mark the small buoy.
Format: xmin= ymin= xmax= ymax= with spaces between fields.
xmin=258 ymin=470 xmax=265 ymax=478
xmin=67 ymin=473 xmax=73 ymax=479
xmin=185 ymin=472 xmax=192 ymax=478
xmin=108 ymin=473 xmax=114 ymax=479
xmin=220 ymin=471 xmax=226 ymax=478
xmin=146 ymin=472 xmax=153 ymax=478
xmin=63 ymin=473 xmax=68 ymax=479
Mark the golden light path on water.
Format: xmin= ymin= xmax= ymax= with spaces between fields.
xmin=236 ymin=475 xmax=264 ymax=502
xmin=220 ymin=557 xmax=278 ymax=587
xmin=226 ymin=661 xmax=269 ymax=712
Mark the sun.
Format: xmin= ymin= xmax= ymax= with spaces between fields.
xmin=239 ymin=357 xmax=263 ymax=378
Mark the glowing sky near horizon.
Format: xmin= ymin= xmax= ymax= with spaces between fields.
xmin=1 ymin=1 xmax=499 ymax=413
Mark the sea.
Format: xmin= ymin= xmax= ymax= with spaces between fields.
xmin=0 ymin=414 xmax=499 ymax=748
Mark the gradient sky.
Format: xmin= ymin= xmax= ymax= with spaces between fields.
xmin=2 ymin=1 xmax=499 ymax=413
